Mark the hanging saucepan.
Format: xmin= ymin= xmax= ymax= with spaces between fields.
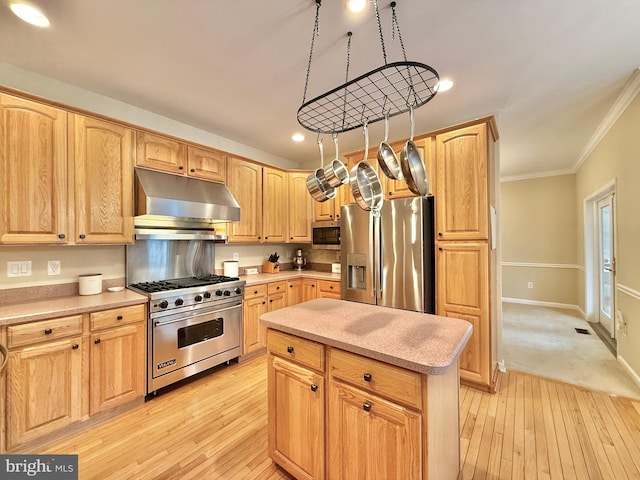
xmin=306 ymin=138 xmax=336 ymax=202
xmin=350 ymin=121 xmax=383 ymax=211
xmin=377 ymin=111 xmax=402 ymax=180
xmin=400 ymin=105 xmax=429 ymax=196
xmin=323 ymin=133 xmax=349 ymax=187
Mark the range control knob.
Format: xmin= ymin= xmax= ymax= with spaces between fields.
xmin=158 ymin=300 xmax=169 ymax=309
xmin=234 ymin=287 xmax=242 ymax=295
xmin=203 ymin=291 xmax=212 ymax=299
xmin=175 ymin=298 xmax=184 ymax=306
xmin=194 ymin=295 xmax=203 ymax=302
xmin=223 ymin=290 xmax=231 ymax=296
xmin=215 ymin=290 xmax=223 ymax=297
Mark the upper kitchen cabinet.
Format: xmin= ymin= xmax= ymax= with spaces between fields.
xmin=288 ymin=171 xmax=312 ymax=242
xmin=227 ymin=157 xmax=263 ymax=243
xmin=135 ymin=131 xmax=187 ymax=175
xmin=263 ymin=167 xmax=288 ymax=243
xmin=435 ymin=123 xmax=490 ymax=241
xmin=0 ymin=94 xmax=68 ymax=244
xmin=187 ymin=146 xmax=226 ymax=183
xmin=71 ymin=115 xmax=134 ymax=244
xmin=386 ymin=137 xmax=435 ymax=199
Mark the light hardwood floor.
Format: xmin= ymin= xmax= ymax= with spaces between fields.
xmin=35 ymin=355 xmax=640 ymax=479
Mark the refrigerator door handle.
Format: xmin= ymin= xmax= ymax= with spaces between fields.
xmin=372 ymin=211 xmax=381 ymax=300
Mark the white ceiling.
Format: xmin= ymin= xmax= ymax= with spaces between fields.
xmin=1 ymin=0 xmax=639 ymax=178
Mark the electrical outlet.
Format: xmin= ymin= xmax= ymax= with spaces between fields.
xmin=7 ymin=260 xmax=32 ymax=277
xmin=233 ymin=252 xmax=239 ymax=261
xmin=48 ymin=260 xmax=61 ymax=275
xmin=527 ymin=282 xmax=534 ymax=289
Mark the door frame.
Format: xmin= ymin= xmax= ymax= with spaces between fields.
xmin=583 ymin=179 xmax=617 ymax=331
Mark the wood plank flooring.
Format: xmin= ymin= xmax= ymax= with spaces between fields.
xmin=35 ymin=355 xmax=640 ymax=479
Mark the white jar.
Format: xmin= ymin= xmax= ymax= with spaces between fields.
xmin=79 ymin=273 xmax=102 ymax=295
xmin=223 ymin=261 xmax=239 ymax=277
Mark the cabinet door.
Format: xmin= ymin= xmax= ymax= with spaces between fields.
xmin=268 ymin=290 xmax=287 ymax=312
xmin=72 ymin=115 xmax=134 ymax=244
xmin=7 ymin=337 xmax=83 ymax=449
xmin=288 ymin=172 xmax=313 ymax=242
xmin=135 ymin=131 xmax=187 ymax=174
xmin=317 ymin=280 xmax=341 ymax=299
xmin=227 ymin=158 xmax=263 ymax=243
xmin=287 ymin=279 xmax=303 ymax=306
xmin=436 ymin=241 xmax=490 ymax=386
xmin=328 ymin=380 xmax=421 ymax=480
xmin=313 ymin=197 xmax=336 ymax=222
xmin=263 ymin=167 xmax=288 ymax=243
xmin=187 ymin=146 xmax=226 ymax=183
xmin=269 ymin=355 xmax=325 ymax=480
xmin=90 ymin=322 xmax=145 ymax=415
xmin=243 ymin=293 xmax=268 ymax=354
xmin=385 ymin=137 xmax=435 ymax=199
xmin=0 ymin=94 xmax=68 ymax=244
xmin=302 ymin=279 xmax=318 ymax=302
xmin=436 ymin=124 xmax=488 ymax=240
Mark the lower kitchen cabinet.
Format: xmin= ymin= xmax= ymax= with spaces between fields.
xmin=317 ymin=280 xmax=340 ymax=299
xmin=287 ymin=279 xmax=303 ymax=306
xmin=302 ymin=278 xmax=318 ymax=302
xmin=243 ymin=284 xmax=268 ymax=355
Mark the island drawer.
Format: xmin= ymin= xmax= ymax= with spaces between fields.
xmin=7 ymin=314 xmax=84 ymax=348
xmin=329 ymin=348 xmax=423 ymax=410
xmin=245 ymin=284 xmax=267 ymax=299
xmin=90 ymin=304 xmax=145 ymax=331
xmin=267 ymin=281 xmax=287 ymax=295
xmin=267 ymin=329 xmax=325 ymax=372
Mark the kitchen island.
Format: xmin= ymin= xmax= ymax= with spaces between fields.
xmin=261 ymin=298 xmax=472 ymax=480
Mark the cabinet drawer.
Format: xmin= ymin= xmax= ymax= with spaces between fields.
xmin=267 ymin=281 xmax=287 ymax=295
xmin=267 ymin=330 xmax=325 ymax=373
xmin=7 ymin=315 xmax=83 ymax=348
xmin=90 ymin=305 xmax=145 ymax=331
xmin=329 ymin=348 xmax=423 ymax=410
xmin=245 ymin=283 xmax=267 ymax=299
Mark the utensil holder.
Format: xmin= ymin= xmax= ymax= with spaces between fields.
xmin=262 ymin=261 xmax=280 ymax=274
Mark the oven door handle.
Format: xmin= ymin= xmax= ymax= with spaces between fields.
xmin=153 ymin=303 xmax=241 ymax=327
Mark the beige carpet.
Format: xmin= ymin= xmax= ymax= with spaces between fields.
xmin=502 ymin=302 xmax=640 ymax=399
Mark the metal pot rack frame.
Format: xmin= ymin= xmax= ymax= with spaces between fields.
xmin=297 ymin=1 xmax=439 ymax=135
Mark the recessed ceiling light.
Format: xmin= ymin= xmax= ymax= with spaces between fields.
xmin=10 ymin=2 xmax=50 ymax=27
xmin=346 ymin=0 xmax=367 ymax=14
xmin=292 ymin=133 xmax=305 ymax=142
xmin=435 ymin=79 xmax=454 ymax=92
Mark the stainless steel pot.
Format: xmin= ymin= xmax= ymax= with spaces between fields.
xmin=400 ymin=105 xmax=429 ymax=196
xmin=323 ymin=134 xmax=349 ymax=187
xmin=350 ymin=122 xmax=383 ymax=211
xmin=307 ymin=138 xmax=336 ymax=202
xmin=377 ymin=111 xmax=402 ymax=180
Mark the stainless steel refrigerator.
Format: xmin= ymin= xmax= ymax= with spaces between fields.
xmin=340 ymin=196 xmax=435 ymax=313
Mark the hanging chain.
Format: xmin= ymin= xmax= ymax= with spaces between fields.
xmin=391 ymin=2 xmax=407 ymax=62
xmin=373 ymin=0 xmax=387 ymax=65
xmin=302 ymin=1 xmax=321 ymax=104
xmin=341 ymin=32 xmax=352 ymax=130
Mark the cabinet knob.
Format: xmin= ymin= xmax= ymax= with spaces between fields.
xmin=58 ymin=233 xmax=65 ymax=239
xmin=290 ymin=285 xmax=293 ymax=288
xmin=276 ymin=286 xmax=280 ymax=290
xmin=254 ymin=290 xmax=258 ymax=294
xmin=329 ymin=285 xmax=334 ymax=289
xmin=438 ymin=232 xmax=443 ymax=236
xmin=117 ymin=315 xmax=123 ymax=320
xmin=72 ymin=344 xmax=79 ymax=350
xmin=258 ymin=236 xmax=261 ymax=240
xmin=329 ymin=215 xmax=333 ymax=218
xmin=94 ymin=339 xmax=101 ymax=345
xmin=438 ymin=247 xmax=443 ymax=251
xmin=44 ymin=328 xmax=53 ymax=335
xmin=270 ymin=299 xmax=273 ymax=303
xmin=262 ymin=301 xmax=266 ymax=305
xmin=310 ymin=384 xmax=318 ymax=392
xmin=287 ymin=346 xmax=294 ymax=354
xmin=79 ymin=234 xmax=86 ymax=239
xmin=389 ymin=192 xmax=393 ymax=195
xmin=178 ymin=165 xmax=184 ymax=170
xmin=363 ymin=373 xmax=372 ymax=382
xmin=290 ymin=237 xmax=294 ymax=240
xmin=265 ymin=236 xmax=268 ymax=240
xmin=363 ymin=402 xmax=372 ymax=412
xmin=190 ymin=168 xmax=195 ymax=173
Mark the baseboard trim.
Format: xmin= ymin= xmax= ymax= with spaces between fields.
xmin=502 ymin=261 xmax=582 ymax=270
xmin=502 ymin=297 xmax=584 ymax=316
xmin=618 ymin=355 xmax=640 ymax=391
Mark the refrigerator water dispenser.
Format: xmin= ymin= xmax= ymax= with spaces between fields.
xmin=346 ymin=253 xmax=367 ymax=290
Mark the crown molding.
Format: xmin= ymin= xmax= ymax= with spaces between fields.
xmin=499 ymin=168 xmax=576 ymax=183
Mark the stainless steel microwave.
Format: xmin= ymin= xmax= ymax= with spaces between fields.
xmin=311 ymin=222 xmax=340 ymax=250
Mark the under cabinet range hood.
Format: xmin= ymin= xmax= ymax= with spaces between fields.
xmin=134 ymin=168 xmax=240 ymax=238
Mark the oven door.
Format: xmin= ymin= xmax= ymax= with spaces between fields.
xmin=150 ymin=303 xmax=242 ymax=392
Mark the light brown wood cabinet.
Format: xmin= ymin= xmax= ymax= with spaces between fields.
xmin=187 ymin=145 xmax=226 ymax=183
xmin=0 ymin=94 xmax=68 ymax=244
xmin=263 ymin=168 xmax=288 ymax=243
xmin=227 ymin=157 xmax=263 ymax=243
xmin=287 ymin=279 xmax=303 ymax=306
xmin=302 ymin=278 xmax=318 ymax=302
xmin=135 ymin=131 xmax=187 ymax=174
xmin=243 ymin=284 xmax=268 ymax=355
xmin=71 ymin=115 xmax=134 ymax=244
xmin=288 ymin=172 xmax=313 ymax=242
xmin=317 ymin=280 xmax=341 ymax=299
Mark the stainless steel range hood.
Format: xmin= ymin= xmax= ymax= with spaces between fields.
xmin=134 ymin=168 xmax=240 ymax=237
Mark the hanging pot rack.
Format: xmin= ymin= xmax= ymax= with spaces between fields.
xmin=297 ymin=0 xmax=439 ymax=135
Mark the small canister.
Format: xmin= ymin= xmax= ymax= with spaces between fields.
xmin=79 ymin=273 xmax=102 ymax=295
xmin=223 ymin=261 xmax=239 ymax=277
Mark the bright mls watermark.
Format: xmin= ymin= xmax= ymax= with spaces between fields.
xmin=0 ymin=455 xmax=78 ymax=479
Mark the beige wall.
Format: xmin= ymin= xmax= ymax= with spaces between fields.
xmin=500 ymin=174 xmax=579 ymax=306
xmin=576 ymin=90 xmax=640 ymax=382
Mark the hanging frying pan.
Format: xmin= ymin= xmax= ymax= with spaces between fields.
xmin=377 ymin=111 xmax=402 ymax=180
xmin=350 ymin=121 xmax=383 ymax=211
xmin=400 ymin=105 xmax=429 ymax=196
xmin=306 ymin=138 xmax=336 ymax=202
xmin=323 ymin=133 xmax=349 ymax=187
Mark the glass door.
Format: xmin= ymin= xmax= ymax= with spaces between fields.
xmin=597 ymin=195 xmax=615 ymax=337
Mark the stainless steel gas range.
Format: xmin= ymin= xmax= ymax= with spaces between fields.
xmin=129 ymin=274 xmax=245 ymax=395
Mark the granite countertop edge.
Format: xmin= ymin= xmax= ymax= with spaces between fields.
xmin=240 ymin=270 xmax=340 ymax=286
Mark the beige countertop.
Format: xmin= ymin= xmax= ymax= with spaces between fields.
xmin=0 ymin=289 xmax=148 ymax=327
xmin=240 ymin=269 xmax=340 ymax=286
xmin=261 ymin=298 xmax=472 ymax=375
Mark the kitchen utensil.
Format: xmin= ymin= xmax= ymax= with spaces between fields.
xmin=400 ymin=105 xmax=429 ymax=196
xmin=350 ymin=121 xmax=383 ymax=212
xmin=323 ymin=133 xmax=349 ymax=187
xmin=306 ymin=138 xmax=336 ymax=202
xmin=293 ymin=249 xmax=307 ymax=271
xmin=377 ymin=111 xmax=402 ymax=180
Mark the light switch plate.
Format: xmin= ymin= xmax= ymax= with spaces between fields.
xmin=7 ymin=260 xmax=32 ymax=277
